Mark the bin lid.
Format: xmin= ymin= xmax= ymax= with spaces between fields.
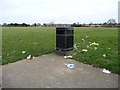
xmin=56 ymin=27 xmax=73 ymax=30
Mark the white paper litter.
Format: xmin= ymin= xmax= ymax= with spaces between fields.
xmin=74 ymin=44 xmax=77 ymax=48
xmin=103 ymin=54 xmax=106 ymax=57
xmin=64 ymin=55 xmax=73 ymax=59
xmin=90 ymin=44 xmax=92 ymax=46
xmin=33 ymin=56 xmax=35 ymax=59
xmin=91 ymin=42 xmax=99 ymax=46
xmin=64 ymin=63 xmax=75 ymax=69
xmin=82 ymin=49 xmax=88 ymax=52
xmin=27 ymin=55 xmax=33 ymax=60
xmin=94 ymin=47 xmax=98 ymax=50
xmin=102 ymin=68 xmax=111 ymax=74
xmin=82 ymin=39 xmax=85 ymax=41
xmin=22 ymin=51 xmax=26 ymax=54
xmin=86 ymin=35 xmax=89 ymax=38
xmin=87 ymin=46 xmax=89 ymax=48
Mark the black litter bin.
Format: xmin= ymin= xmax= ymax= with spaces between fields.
xmin=56 ymin=27 xmax=74 ymax=55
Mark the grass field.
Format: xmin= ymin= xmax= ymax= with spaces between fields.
xmin=2 ymin=27 xmax=119 ymax=74
xmin=2 ymin=27 xmax=55 ymax=64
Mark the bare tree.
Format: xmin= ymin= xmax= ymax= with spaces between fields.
xmin=107 ymin=19 xmax=116 ymax=24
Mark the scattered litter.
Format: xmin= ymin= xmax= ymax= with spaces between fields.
xmin=64 ymin=55 xmax=73 ymax=59
xmin=78 ymin=68 xmax=83 ymax=71
xmin=82 ymin=49 xmax=88 ymax=52
xmin=74 ymin=44 xmax=77 ymax=48
xmin=103 ymin=54 xmax=106 ymax=57
xmin=94 ymin=47 xmax=98 ymax=50
xmin=64 ymin=56 xmax=67 ymax=59
xmin=51 ymin=59 xmax=54 ymax=61
xmin=86 ymin=35 xmax=89 ymax=38
xmin=74 ymin=44 xmax=77 ymax=46
xmin=87 ymin=46 xmax=89 ymax=48
xmin=22 ymin=51 xmax=26 ymax=54
xmin=91 ymin=42 xmax=99 ymax=46
xmin=90 ymin=44 xmax=92 ymax=46
xmin=77 ymin=43 xmax=80 ymax=44
xmin=42 ymin=55 xmax=46 ymax=57
xmin=64 ymin=63 xmax=76 ymax=69
xmin=33 ymin=56 xmax=35 ymax=59
xmin=82 ymin=39 xmax=85 ymax=41
xmin=74 ymin=44 xmax=77 ymax=49
xmin=27 ymin=55 xmax=33 ymax=60
xmin=108 ymin=48 xmax=111 ymax=49
xmin=7 ymin=54 xmax=9 ymax=56
xmin=12 ymin=51 xmax=16 ymax=53
xmin=102 ymin=68 xmax=111 ymax=74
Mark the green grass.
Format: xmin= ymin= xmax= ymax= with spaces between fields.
xmin=2 ymin=27 xmax=119 ymax=74
xmin=2 ymin=27 xmax=55 ymax=64
xmin=73 ymin=27 xmax=119 ymax=74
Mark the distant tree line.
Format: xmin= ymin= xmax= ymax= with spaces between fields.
xmin=71 ymin=19 xmax=119 ymax=28
xmin=1 ymin=19 xmax=120 ymax=28
xmin=2 ymin=23 xmax=30 ymax=27
xmin=71 ymin=22 xmax=120 ymax=28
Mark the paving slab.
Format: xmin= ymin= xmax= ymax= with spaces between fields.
xmin=0 ymin=65 xmax=2 ymax=89
xmin=1 ymin=53 xmax=118 ymax=88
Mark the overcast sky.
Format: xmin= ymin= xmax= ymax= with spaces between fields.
xmin=0 ymin=0 xmax=119 ymax=24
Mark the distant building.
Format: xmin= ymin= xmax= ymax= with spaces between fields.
xmin=55 ymin=24 xmax=71 ymax=27
xmin=90 ymin=25 xmax=101 ymax=27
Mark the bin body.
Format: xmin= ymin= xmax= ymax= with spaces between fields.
xmin=56 ymin=27 xmax=74 ymax=55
